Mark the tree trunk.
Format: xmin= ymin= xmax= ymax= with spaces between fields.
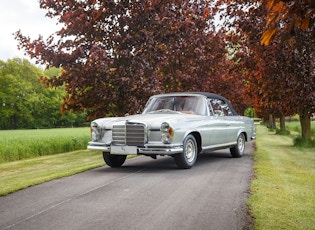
xmin=299 ymin=111 xmax=312 ymax=140
xmin=279 ymin=114 xmax=286 ymax=131
xmin=269 ymin=114 xmax=276 ymax=129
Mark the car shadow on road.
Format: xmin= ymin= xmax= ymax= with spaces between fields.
xmin=92 ymin=149 xmax=250 ymax=174
xmin=196 ymin=150 xmax=252 ymax=167
xmin=93 ymin=156 xmax=178 ymax=173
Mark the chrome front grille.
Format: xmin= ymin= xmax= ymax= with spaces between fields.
xmin=112 ymin=122 xmax=146 ymax=146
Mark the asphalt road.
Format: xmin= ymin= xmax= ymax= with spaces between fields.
xmin=0 ymin=142 xmax=254 ymax=230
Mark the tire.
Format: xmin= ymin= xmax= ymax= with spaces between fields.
xmin=103 ymin=152 xmax=126 ymax=167
xmin=174 ymin=134 xmax=198 ymax=169
xmin=230 ymin=133 xmax=246 ymax=158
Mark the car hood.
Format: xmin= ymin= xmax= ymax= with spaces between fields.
xmin=92 ymin=113 xmax=203 ymax=130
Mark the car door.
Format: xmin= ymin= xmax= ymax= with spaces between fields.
xmin=220 ymin=102 xmax=242 ymax=144
xmin=208 ymin=98 xmax=230 ymax=146
xmin=207 ymin=98 xmax=232 ymax=145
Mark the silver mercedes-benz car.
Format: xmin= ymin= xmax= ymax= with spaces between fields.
xmin=87 ymin=92 xmax=256 ymax=169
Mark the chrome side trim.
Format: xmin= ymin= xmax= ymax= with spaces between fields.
xmin=201 ymin=142 xmax=237 ymax=151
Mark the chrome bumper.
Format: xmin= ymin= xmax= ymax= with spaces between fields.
xmin=138 ymin=146 xmax=183 ymax=155
xmin=87 ymin=142 xmax=183 ymax=155
xmin=87 ymin=141 xmax=110 ymax=151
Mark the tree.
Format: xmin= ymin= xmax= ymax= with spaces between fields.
xmin=287 ymin=30 xmax=315 ymax=140
xmin=258 ymin=3 xmax=314 ymax=140
xmin=0 ymin=58 xmax=42 ymax=128
xmin=15 ymin=0 xmax=242 ymax=119
xmin=260 ymin=1 xmax=315 ymax=139
xmin=0 ymin=58 xmax=86 ymax=129
xmin=0 ymin=64 xmax=15 ymax=128
xmin=217 ymin=0 xmax=315 ymax=140
xmin=261 ymin=0 xmax=315 ymax=45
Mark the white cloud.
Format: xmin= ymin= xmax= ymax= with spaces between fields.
xmin=0 ymin=0 xmax=60 ymax=64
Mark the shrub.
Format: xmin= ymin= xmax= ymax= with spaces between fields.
xmin=294 ymin=137 xmax=315 ymax=148
xmin=276 ymin=128 xmax=291 ymax=135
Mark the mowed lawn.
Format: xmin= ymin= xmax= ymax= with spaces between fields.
xmin=0 ymin=149 xmax=104 ymax=196
xmin=248 ymin=125 xmax=315 ymax=229
xmin=0 ymin=128 xmax=105 ymax=195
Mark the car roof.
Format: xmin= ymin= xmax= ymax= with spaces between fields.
xmin=153 ymin=92 xmax=227 ymax=101
xmin=190 ymin=92 xmax=229 ymax=101
xmin=151 ymin=92 xmax=238 ymax=115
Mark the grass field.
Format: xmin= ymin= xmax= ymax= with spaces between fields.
xmin=0 ymin=128 xmax=91 ymax=163
xmin=248 ymin=125 xmax=315 ymax=229
xmin=285 ymin=121 xmax=315 ymax=136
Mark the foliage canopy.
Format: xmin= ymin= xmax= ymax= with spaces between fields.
xmin=0 ymin=58 xmax=86 ymax=129
xmin=15 ymin=0 xmax=252 ymax=119
xmin=215 ymin=0 xmax=314 ymax=140
xmin=14 ymin=0 xmax=314 ymax=140
xmin=262 ymin=0 xmax=315 ymax=45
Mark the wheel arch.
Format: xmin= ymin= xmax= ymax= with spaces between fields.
xmin=189 ymin=131 xmax=202 ymax=154
xmin=238 ymin=130 xmax=248 ymax=142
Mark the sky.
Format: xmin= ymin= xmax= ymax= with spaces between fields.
xmin=0 ymin=0 xmax=60 ymax=64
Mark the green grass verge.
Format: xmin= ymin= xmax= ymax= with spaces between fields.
xmin=0 ymin=150 xmax=104 ymax=196
xmin=248 ymin=125 xmax=315 ymax=229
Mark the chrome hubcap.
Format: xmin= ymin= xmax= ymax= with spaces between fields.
xmin=185 ymin=139 xmax=196 ymax=163
xmin=238 ymin=135 xmax=245 ymax=154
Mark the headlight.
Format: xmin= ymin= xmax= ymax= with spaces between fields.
xmin=160 ymin=122 xmax=174 ymax=144
xmin=160 ymin=122 xmax=170 ymax=132
xmin=91 ymin=122 xmax=100 ymax=141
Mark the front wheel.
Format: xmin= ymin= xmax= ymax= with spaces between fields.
xmin=103 ymin=152 xmax=126 ymax=167
xmin=230 ymin=133 xmax=246 ymax=158
xmin=174 ymin=134 xmax=198 ymax=169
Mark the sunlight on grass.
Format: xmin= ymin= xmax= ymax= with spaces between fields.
xmin=248 ymin=125 xmax=315 ymax=229
xmin=0 ymin=150 xmax=104 ymax=196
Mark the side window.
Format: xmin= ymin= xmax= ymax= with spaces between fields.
xmin=206 ymin=99 xmax=214 ymax=116
xmin=209 ymin=98 xmax=233 ymax=116
xmin=221 ymin=103 xmax=233 ymax=116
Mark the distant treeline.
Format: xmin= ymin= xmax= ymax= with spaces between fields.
xmin=0 ymin=58 xmax=87 ymax=129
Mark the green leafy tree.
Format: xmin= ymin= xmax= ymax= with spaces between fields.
xmin=0 ymin=67 xmax=15 ymax=128
xmin=0 ymin=59 xmax=41 ymax=128
xmin=0 ymin=58 xmax=87 ymax=129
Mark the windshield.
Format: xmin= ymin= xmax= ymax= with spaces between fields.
xmin=143 ymin=95 xmax=207 ymax=115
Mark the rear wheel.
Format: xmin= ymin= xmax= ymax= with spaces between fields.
xmin=174 ymin=134 xmax=198 ymax=169
xmin=103 ymin=152 xmax=126 ymax=167
xmin=230 ymin=133 xmax=246 ymax=158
